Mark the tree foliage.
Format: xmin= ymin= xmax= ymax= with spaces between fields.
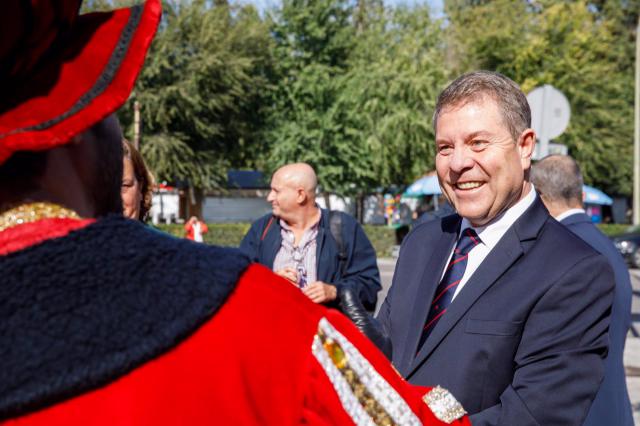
xmin=266 ymin=1 xmax=447 ymax=195
xmin=444 ymin=0 xmax=636 ymax=196
xmin=120 ymin=0 xmax=274 ymax=188
xmin=84 ymin=0 xmax=637 ymax=199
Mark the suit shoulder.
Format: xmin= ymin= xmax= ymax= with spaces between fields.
xmin=540 ymin=218 xmax=604 ymax=261
xmin=404 ymin=214 xmax=459 ymax=244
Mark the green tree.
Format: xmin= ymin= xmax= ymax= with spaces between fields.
xmin=267 ymin=1 xmax=447 ymax=198
xmin=119 ymin=0 xmax=274 ymax=189
xmin=266 ymin=0 xmax=363 ymax=196
xmin=444 ymin=0 xmax=636 ymax=196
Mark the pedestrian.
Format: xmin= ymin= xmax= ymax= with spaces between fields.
xmin=0 ymin=1 xmax=468 ymax=424
xmin=184 ymin=215 xmax=208 ymax=242
xmin=377 ymin=70 xmax=615 ymax=425
xmin=532 ymin=154 xmax=633 ymax=426
xmin=240 ymin=163 xmax=381 ymax=311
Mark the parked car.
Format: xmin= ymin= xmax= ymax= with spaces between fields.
xmin=612 ymin=231 xmax=640 ymax=268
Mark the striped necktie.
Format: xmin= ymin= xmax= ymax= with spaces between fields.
xmin=417 ymin=228 xmax=481 ymax=351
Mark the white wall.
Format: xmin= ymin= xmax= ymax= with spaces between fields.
xmin=202 ymin=197 xmax=272 ymax=223
xmin=150 ymin=193 xmax=180 ymax=224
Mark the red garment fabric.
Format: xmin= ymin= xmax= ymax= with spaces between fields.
xmin=2 ymin=263 xmax=469 ymax=425
xmin=0 ymin=218 xmax=94 ymax=255
xmin=1 ymin=218 xmax=469 ymax=425
xmin=0 ymin=0 xmax=161 ymax=164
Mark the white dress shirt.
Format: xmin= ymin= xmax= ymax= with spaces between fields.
xmin=444 ymin=186 xmax=538 ymax=300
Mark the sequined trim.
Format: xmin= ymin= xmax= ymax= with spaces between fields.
xmin=0 ymin=202 xmax=80 ymax=232
xmin=312 ymin=335 xmax=376 ymax=425
xmin=312 ymin=317 xmax=422 ymax=426
xmin=422 ymin=386 xmax=467 ymax=424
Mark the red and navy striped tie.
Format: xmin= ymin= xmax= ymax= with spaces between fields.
xmin=418 ymin=228 xmax=480 ymax=351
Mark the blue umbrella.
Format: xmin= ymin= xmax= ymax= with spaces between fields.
xmin=583 ymin=185 xmax=613 ymax=206
xmin=404 ymin=175 xmax=442 ymax=196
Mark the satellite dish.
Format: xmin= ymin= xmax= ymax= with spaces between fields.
xmin=527 ymin=85 xmax=571 ymax=159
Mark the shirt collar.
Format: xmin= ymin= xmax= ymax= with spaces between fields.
xmin=554 ymin=208 xmax=586 ymax=222
xmin=461 ymin=185 xmax=537 ymax=250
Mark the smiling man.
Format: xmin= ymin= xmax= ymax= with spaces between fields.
xmin=377 ymin=71 xmax=615 ymax=425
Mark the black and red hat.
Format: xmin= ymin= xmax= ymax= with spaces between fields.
xmin=0 ymin=0 xmax=161 ymax=165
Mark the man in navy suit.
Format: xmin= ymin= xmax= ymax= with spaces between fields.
xmin=532 ymin=154 xmax=633 ymax=426
xmin=377 ymin=71 xmax=615 ymax=425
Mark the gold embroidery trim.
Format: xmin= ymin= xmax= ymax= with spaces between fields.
xmin=422 ymin=386 xmax=467 ymax=424
xmin=317 ymin=327 xmax=397 ymax=426
xmin=0 ymin=202 xmax=81 ymax=232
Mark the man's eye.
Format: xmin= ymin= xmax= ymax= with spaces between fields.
xmin=438 ymin=145 xmax=452 ymax=155
xmin=470 ymin=140 xmax=488 ymax=150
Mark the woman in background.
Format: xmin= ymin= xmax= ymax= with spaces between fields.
xmin=122 ymin=139 xmax=154 ymax=222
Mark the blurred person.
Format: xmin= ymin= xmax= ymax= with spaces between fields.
xmin=532 ymin=154 xmax=633 ymax=426
xmin=184 ymin=215 xmax=208 ymax=242
xmin=240 ymin=163 xmax=381 ymax=311
xmin=122 ymin=139 xmax=153 ymax=221
xmin=0 ymin=1 xmax=469 ymax=425
xmin=377 ymin=71 xmax=614 ymax=425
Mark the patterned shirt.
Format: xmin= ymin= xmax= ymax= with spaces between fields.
xmin=273 ymin=219 xmax=319 ymax=288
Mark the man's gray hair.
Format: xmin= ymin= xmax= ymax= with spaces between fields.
xmin=531 ymin=155 xmax=583 ymax=204
xmin=433 ymin=71 xmax=531 ymax=142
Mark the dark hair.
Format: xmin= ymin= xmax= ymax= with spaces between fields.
xmin=433 ymin=71 xmax=531 ymax=142
xmin=123 ymin=139 xmax=154 ymax=221
xmin=531 ymin=155 xmax=583 ymax=205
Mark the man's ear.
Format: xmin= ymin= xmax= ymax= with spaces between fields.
xmin=296 ymin=187 xmax=307 ymax=204
xmin=518 ymin=128 xmax=536 ymax=167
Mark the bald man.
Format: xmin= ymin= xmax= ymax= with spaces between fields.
xmin=240 ymin=163 xmax=382 ymax=311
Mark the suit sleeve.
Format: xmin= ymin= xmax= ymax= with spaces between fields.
xmin=470 ymin=254 xmax=615 ymax=426
xmin=332 ymin=218 xmax=382 ymax=311
xmin=303 ymin=310 xmax=470 ymax=426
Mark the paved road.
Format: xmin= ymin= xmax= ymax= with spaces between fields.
xmin=376 ymin=259 xmax=640 ymax=423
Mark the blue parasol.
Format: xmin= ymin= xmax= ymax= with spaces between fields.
xmin=583 ymin=185 xmax=613 ymax=206
xmin=404 ymin=175 xmax=442 ymax=196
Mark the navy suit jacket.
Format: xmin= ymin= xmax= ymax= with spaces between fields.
xmin=561 ymin=212 xmax=633 ymax=426
xmin=377 ymin=197 xmax=615 ymax=426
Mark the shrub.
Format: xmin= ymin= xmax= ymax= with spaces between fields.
xmin=155 ymin=222 xmax=398 ymax=257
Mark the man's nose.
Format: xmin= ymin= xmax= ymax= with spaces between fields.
xmin=448 ymin=147 xmax=474 ymax=173
xmin=267 ymin=191 xmax=275 ymax=202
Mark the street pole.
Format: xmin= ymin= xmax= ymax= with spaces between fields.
xmin=634 ymin=15 xmax=640 ymax=225
xmin=133 ymin=101 xmax=140 ymax=150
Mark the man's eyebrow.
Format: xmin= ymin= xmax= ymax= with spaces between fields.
xmin=465 ymin=130 xmax=491 ymax=140
xmin=436 ymin=130 xmax=492 ymax=144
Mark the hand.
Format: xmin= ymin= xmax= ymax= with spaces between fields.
xmin=274 ymin=267 xmax=298 ymax=285
xmin=302 ymin=281 xmax=337 ymax=304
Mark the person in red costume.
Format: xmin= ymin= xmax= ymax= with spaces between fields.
xmin=0 ymin=1 xmax=468 ymax=425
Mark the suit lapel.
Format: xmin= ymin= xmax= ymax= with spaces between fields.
xmin=407 ymin=197 xmax=550 ymax=378
xmin=397 ymin=217 xmax=459 ymax=376
xmin=408 ymin=231 xmax=523 ymax=377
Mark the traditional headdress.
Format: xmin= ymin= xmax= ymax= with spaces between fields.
xmin=0 ymin=0 xmax=161 ymax=165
